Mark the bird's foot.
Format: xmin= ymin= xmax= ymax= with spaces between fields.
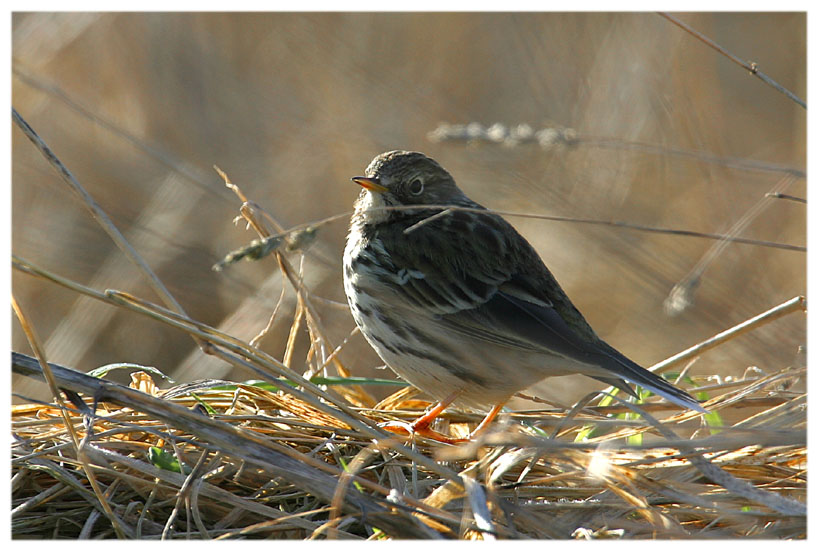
xmin=378 ymin=419 xmax=467 ymax=444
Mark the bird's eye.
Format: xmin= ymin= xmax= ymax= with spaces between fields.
xmin=408 ymin=178 xmax=424 ymax=195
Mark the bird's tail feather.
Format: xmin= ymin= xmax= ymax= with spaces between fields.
xmin=598 ymin=343 xmax=708 ymax=414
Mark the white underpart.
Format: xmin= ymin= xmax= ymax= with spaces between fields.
xmin=353 ymin=189 xmax=390 ymax=225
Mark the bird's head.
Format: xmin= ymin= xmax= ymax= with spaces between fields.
xmin=351 ymin=151 xmax=469 ymax=220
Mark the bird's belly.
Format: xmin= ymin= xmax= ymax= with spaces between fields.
xmin=346 ymin=283 xmax=571 ymax=408
xmin=343 ymin=246 xmax=584 ymax=409
xmin=370 ymin=330 xmax=579 ymax=409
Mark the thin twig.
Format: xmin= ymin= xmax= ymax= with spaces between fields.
xmin=626 ymin=400 xmax=806 ymax=516
xmin=766 ymin=192 xmax=806 ymax=204
xmin=651 ymin=295 xmax=806 ymax=375
xmin=13 ymin=67 xmax=229 ymax=200
xmin=664 ymin=173 xmax=798 ymax=315
xmin=269 ymin=205 xmax=805 ymax=253
xmin=428 ymin=122 xmax=805 ymax=178
xmin=404 ymin=208 xmax=455 ymax=234
xmin=250 ymin=283 xmax=287 ymax=348
xmin=11 ymin=108 xmax=206 ymax=353
xmin=587 ymin=295 xmax=805 ymax=415
xmin=216 ymin=167 xmax=362 ymax=391
xmin=12 ymin=254 xmax=380 ymax=435
xmin=658 ymin=12 xmax=806 ymax=109
xmin=11 ymin=296 xmax=130 ymax=539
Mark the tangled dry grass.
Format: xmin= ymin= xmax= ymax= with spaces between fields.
xmin=10 ymin=348 xmax=807 ymax=539
xmin=11 ymin=97 xmax=806 ymax=539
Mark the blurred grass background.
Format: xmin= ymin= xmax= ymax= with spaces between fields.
xmin=11 ymin=12 xmax=805 ymax=408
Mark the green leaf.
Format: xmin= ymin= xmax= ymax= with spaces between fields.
xmin=575 ymin=373 xmax=709 ymax=444
xmin=697 ymin=391 xmax=724 ymax=432
xmin=336 ymin=454 xmax=364 ymax=493
xmin=310 ymin=376 xmax=409 ymax=387
xmin=147 ymin=446 xmax=190 ymax=474
xmin=191 ymin=393 xmax=219 ymax=416
xmin=87 ymin=363 xmax=175 ymax=383
xmin=575 ymin=388 xmax=621 ymax=442
xmin=660 ymin=375 xmax=723 ymax=432
xmin=626 ymin=429 xmax=643 ymax=446
xmin=525 ymin=423 xmax=549 ymax=437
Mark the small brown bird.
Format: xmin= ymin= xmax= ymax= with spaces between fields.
xmin=343 ymin=150 xmax=705 ymax=442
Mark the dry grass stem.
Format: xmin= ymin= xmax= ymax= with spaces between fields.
xmin=11 ymin=108 xmax=194 ymax=337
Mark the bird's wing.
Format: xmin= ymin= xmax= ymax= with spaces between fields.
xmin=437 ymin=274 xmax=608 ymax=362
xmin=381 ymin=211 xmax=706 ymax=412
xmin=380 ymin=210 xmax=603 ymax=359
xmin=437 ymin=281 xmax=706 ymax=412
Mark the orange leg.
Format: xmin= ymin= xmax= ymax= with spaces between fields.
xmin=380 ymin=393 xmax=507 ymax=444
xmin=380 ymin=391 xmax=462 ymax=443
xmin=467 ymin=401 xmax=506 ymax=440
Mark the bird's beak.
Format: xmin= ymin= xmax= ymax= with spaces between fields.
xmin=352 ymin=176 xmax=388 ymax=194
